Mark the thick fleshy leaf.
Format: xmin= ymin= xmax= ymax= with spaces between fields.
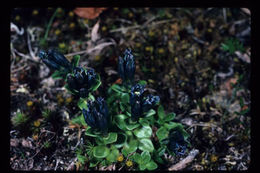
xmin=103 ymin=132 xmax=118 ymax=144
xmin=115 ymin=114 xmax=128 ymax=130
xmin=138 ymin=138 xmax=154 ymax=152
xmin=164 ymin=122 xmax=183 ymax=130
xmin=106 ymin=147 xmax=119 ymax=162
xmin=133 ymin=125 xmax=152 ymax=138
xmin=141 ymin=151 xmax=151 ymax=164
xmin=114 ymin=133 xmax=127 ymax=148
xmin=85 ymin=127 xmax=100 ymax=137
xmin=122 ymin=139 xmax=138 ymax=156
xmin=164 ymin=112 xmax=176 ymax=122
xmin=77 ymin=98 xmax=88 ymax=110
xmin=145 ymin=161 xmax=158 ymax=170
xmin=93 ymin=145 xmax=110 ymax=158
xmin=71 ymin=55 xmax=80 ymax=67
xmin=132 ymin=153 xmax=142 ymax=164
xmin=121 ymin=93 xmax=130 ymax=104
xmin=156 ymin=126 xmax=169 ymax=142
xmin=145 ymin=109 xmax=156 ymax=117
xmin=158 ymin=105 xmax=165 ymax=120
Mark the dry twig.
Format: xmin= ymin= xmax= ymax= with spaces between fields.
xmin=168 ymin=149 xmax=199 ymax=171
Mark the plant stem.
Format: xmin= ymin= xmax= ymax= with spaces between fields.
xmin=43 ymin=8 xmax=59 ymax=41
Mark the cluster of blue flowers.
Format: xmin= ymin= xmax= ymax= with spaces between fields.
xmin=39 ymin=49 xmax=72 ymax=71
xmin=130 ymin=84 xmax=160 ymax=121
xmin=39 ymin=48 xmax=187 ymax=156
xmin=168 ymin=130 xmax=187 ymax=156
xmin=66 ymin=67 xmax=97 ymax=98
xmin=82 ymin=97 xmax=109 ymax=132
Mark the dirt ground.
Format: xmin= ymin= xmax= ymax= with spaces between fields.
xmin=10 ymin=8 xmax=251 ymax=170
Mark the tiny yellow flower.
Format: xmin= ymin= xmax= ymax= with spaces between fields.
xmin=27 ymin=101 xmax=33 ymax=107
xmin=83 ymin=19 xmax=89 ymax=24
xmin=210 ymin=155 xmax=218 ymax=162
xmin=32 ymin=133 xmax=38 ymax=140
xmin=58 ymin=98 xmax=64 ymax=104
xmin=68 ymin=11 xmax=74 ymax=17
xmin=69 ymin=23 xmax=75 ymax=29
xmin=174 ymin=57 xmax=178 ymax=63
xmin=66 ymin=97 xmax=72 ymax=103
xmin=117 ymin=155 xmax=124 ymax=162
xmin=57 ymin=8 xmax=63 ymax=13
xmin=202 ymin=97 xmax=206 ymax=104
xmin=94 ymin=55 xmax=101 ymax=61
xmin=126 ymin=160 xmax=133 ymax=167
xmin=32 ymin=10 xmax=39 ymax=16
xmin=33 ymin=120 xmax=41 ymax=127
xmin=136 ymin=43 xmax=141 ymax=48
xmin=151 ymin=67 xmax=156 ymax=73
xmin=59 ymin=43 xmax=66 ymax=49
xmin=128 ymin=12 xmax=133 ymax=18
xmin=148 ymin=31 xmax=155 ymax=37
xmin=55 ymin=29 xmax=61 ymax=35
xmin=158 ymin=48 xmax=165 ymax=54
xmin=15 ymin=15 xmax=20 ymax=21
xmin=145 ymin=46 xmax=151 ymax=51
xmin=114 ymin=7 xmax=119 ymax=11
xmin=101 ymin=26 xmax=107 ymax=32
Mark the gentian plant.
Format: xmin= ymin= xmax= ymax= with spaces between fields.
xmin=38 ymin=48 xmax=190 ymax=170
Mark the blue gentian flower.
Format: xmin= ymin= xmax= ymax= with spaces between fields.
xmin=38 ymin=49 xmax=71 ymax=71
xmin=66 ymin=67 xmax=98 ymax=98
xmin=83 ymin=97 xmax=109 ymax=132
xmin=130 ymin=84 xmax=160 ymax=120
xmin=118 ymin=48 xmax=135 ymax=82
xmin=168 ymin=130 xmax=187 ymax=156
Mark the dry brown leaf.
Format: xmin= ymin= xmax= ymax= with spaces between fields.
xmin=74 ymin=8 xmax=107 ymax=19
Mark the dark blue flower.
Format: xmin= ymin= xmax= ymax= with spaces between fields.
xmin=130 ymin=84 xmax=159 ymax=120
xmin=118 ymin=48 xmax=135 ymax=82
xmin=66 ymin=67 xmax=98 ymax=98
xmin=168 ymin=130 xmax=187 ymax=156
xmin=142 ymin=94 xmax=160 ymax=112
xmin=83 ymin=97 xmax=109 ymax=132
xmin=38 ymin=49 xmax=71 ymax=70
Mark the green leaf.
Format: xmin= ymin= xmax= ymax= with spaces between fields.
xmin=164 ymin=112 xmax=176 ymax=122
xmin=145 ymin=109 xmax=156 ymax=117
xmin=122 ymin=139 xmax=138 ymax=156
xmin=140 ymin=164 xmax=147 ymax=170
xmin=51 ymin=70 xmax=64 ymax=79
xmin=139 ymin=138 xmax=154 ymax=152
xmin=114 ymin=133 xmax=127 ymax=148
xmin=93 ymin=146 xmax=110 ymax=158
xmin=164 ymin=122 xmax=182 ymax=130
xmin=90 ymin=74 xmax=101 ymax=92
xmin=77 ymin=153 xmax=87 ymax=164
xmin=132 ymin=153 xmax=142 ymax=164
xmin=156 ymin=126 xmax=169 ymax=141
xmin=85 ymin=127 xmax=100 ymax=137
xmin=71 ymin=55 xmax=80 ymax=67
xmin=71 ymin=114 xmax=87 ymax=126
xmin=103 ymin=132 xmax=118 ymax=144
xmin=125 ymin=119 xmax=140 ymax=130
xmin=115 ymin=114 xmax=128 ymax=130
xmin=64 ymin=84 xmax=78 ymax=95
xmin=133 ymin=125 xmax=152 ymax=138
xmin=77 ymin=98 xmax=88 ymax=110
xmin=141 ymin=151 xmax=151 ymax=164
xmin=158 ymin=105 xmax=165 ymax=120
xmin=89 ymin=160 xmax=100 ymax=167
xmin=111 ymin=84 xmax=125 ymax=93
xmin=121 ymin=93 xmax=129 ymax=104
xmin=106 ymin=148 xmax=119 ymax=162
xmin=139 ymin=118 xmax=149 ymax=126
xmin=138 ymin=80 xmax=147 ymax=86
xmin=157 ymin=146 xmax=166 ymax=156
xmin=145 ymin=161 xmax=158 ymax=170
